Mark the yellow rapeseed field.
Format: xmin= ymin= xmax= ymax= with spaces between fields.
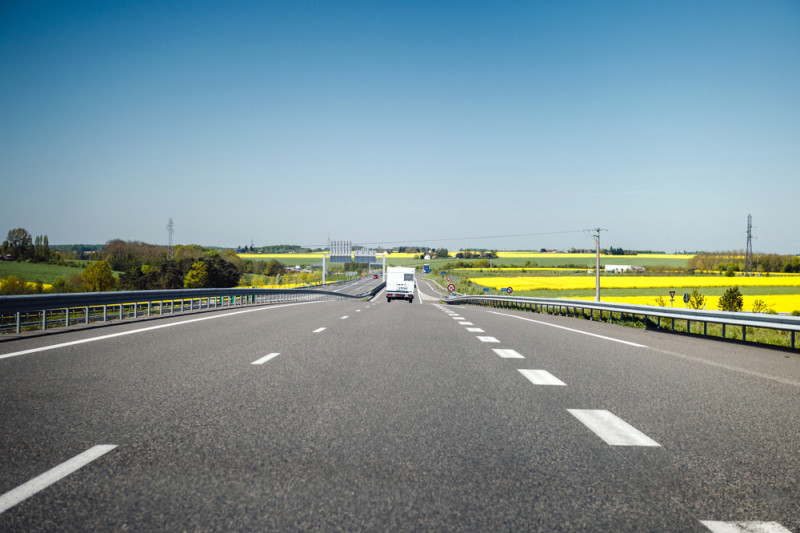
xmin=469 ymin=275 xmax=800 ymax=291
xmin=493 ymin=252 xmax=694 ymax=260
xmin=566 ymin=295 xmax=800 ymax=313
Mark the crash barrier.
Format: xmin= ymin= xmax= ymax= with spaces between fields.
xmin=0 ymin=283 xmax=385 ymax=335
xmin=443 ymin=294 xmax=800 ymax=350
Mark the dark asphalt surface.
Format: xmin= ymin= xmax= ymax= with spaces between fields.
xmin=1 ymin=283 xmax=798 ymax=531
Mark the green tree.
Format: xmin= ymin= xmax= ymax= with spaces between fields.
xmin=184 ymin=261 xmax=209 ymax=288
xmin=81 ymin=261 xmax=116 ymax=292
xmin=718 ymin=286 xmax=744 ymax=312
xmin=687 ymin=288 xmax=705 ymax=309
xmin=2 ymin=228 xmax=33 ymax=260
xmin=434 ymin=248 xmax=449 ymax=259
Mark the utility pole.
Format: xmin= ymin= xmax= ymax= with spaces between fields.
xmin=592 ymin=227 xmax=607 ymax=301
xmin=166 ymin=217 xmax=174 ymax=260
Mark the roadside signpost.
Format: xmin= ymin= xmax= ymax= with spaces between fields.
xmin=447 ymin=284 xmax=456 ymax=293
xmin=683 ymin=292 xmax=690 ymax=308
xmin=507 ymin=287 xmax=513 ymax=294
xmin=669 ymin=290 xmax=676 ymax=307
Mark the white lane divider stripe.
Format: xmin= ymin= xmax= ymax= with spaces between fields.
xmin=313 ymin=327 xmax=326 ymax=333
xmin=0 ymin=445 xmax=117 ymax=514
xmin=252 ymin=353 xmax=281 ymax=365
xmin=488 ymin=311 xmax=647 ymax=348
xmin=568 ymin=409 xmax=660 ymax=447
xmin=518 ymin=369 xmax=566 ymax=385
xmin=341 ymin=316 xmax=349 ymax=319
xmin=0 ymin=301 xmax=321 ymax=361
xmin=477 ymin=336 xmax=500 ymax=343
xmin=700 ymin=521 xmax=791 ymax=532
xmin=466 ymin=327 xmax=484 ymax=332
xmin=458 ymin=321 xmax=473 ymax=325
xmin=492 ymin=348 xmax=525 ymax=358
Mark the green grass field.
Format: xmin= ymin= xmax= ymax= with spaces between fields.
xmin=0 ymin=261 xmax=91 ymax=284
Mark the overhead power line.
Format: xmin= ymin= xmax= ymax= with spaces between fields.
xmin=305 ymin=229 xmax=594 ymax=248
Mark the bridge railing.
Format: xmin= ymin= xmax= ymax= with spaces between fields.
xmin=443 ymin=294 xmax=800 ymax=350
xmin=0 ymin=284 xmax=384 ymax=335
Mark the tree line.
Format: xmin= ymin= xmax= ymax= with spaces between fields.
xmin=1 ymin=228 xmax=290 ymax=294
xmin=688 ymin=252 xmax=800 ymax=274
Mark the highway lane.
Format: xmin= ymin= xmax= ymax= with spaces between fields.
xmin=0 ymin=297 xmax=798 ymax=531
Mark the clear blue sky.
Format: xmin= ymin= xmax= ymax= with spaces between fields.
xmin=2 ymin=1 xmax=798 ymax=253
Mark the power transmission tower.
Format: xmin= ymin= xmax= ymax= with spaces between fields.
xmin=745 ymin=214 xmax=753 ymax=276
xmin=167 ymin=217 xmax=174 ymax=260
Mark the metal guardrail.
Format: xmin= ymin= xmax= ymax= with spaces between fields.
xmin=443 ymin=294 xmax=800 ymax=349
xmin=0 ymin=284 xmax=385 ymax=335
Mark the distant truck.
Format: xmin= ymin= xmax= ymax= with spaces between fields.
xmin=385 ymin=266 xmax=416 ymax=303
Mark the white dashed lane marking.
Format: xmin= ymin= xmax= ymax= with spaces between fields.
xmin=568 ymin=409 xmax=660 ymax=447
xmin=700 ymin=521 xmax=791 ymax=533
xmin=466 ymin=327 xmax=484 ymax=333
xmin=0 ymin=445 xmax=118 ymax=514
xmin=252 ymin=353 xmax=281 ymax=365
xmin=313 ymin=327 xmax=326 ymax=333
xmin=492 ymin=348 xmax=524 ymax=358
xmin=518 ymin=369 xmax=566 ymax=386
xmin=477 ymin=336 xmax=501 ymax=343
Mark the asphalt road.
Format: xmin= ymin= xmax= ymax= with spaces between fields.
xmin=1 ymin=279 xmax=798 ymax=531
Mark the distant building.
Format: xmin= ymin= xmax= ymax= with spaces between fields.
xmin=605 ymin=264 xmax=645 ymax=273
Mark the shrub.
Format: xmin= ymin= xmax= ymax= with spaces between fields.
xmin=718 ymin=286 xmax=744 ymax=312
xmin=688 ymin=288 xmax=705 ymax=310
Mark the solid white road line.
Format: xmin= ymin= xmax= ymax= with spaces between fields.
xmin=700 ymin=521 xmax=791 ymax=533
xmin=0 ymin=445 xmax=117 ymax=514
xmin=466 ymin=327 xmax=485 ymax=332
xmin=0 ymin=301 xmax=321 ymax=361
xmin=492 ymin=348 xmax=525 ymax=358
xmin=251 ymin=353 xmax=281 ymax=365
xmin=518 ymin=369 xmax=566 ymax=386
xmin=477 ymin=336 xmax=500 ymax=343
xmin=488 ymin=311 xmax=647 ymax=348
xmin=313 ymin=327 xmax=326 ymax=333
xmin=567 ymin=409 xmax=660 ymax=447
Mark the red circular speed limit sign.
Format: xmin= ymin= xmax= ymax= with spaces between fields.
xmin=447 ymin=284 xmax=456 ymax=292
xmin=506 ymin=287 xmax=513 ymax=294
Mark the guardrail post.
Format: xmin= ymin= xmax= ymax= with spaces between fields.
xmin=65 ymin=307 xmax=70 ymax=327
xmin=147 ymin=302 xmax=151 ymax=317
xmin=687 ymin=319 xmax=691 ymax=334
xmin=703 ymin=322 xmax=707 ymax=336
xmin=722 ymin=324 xmax=726 ymax=339
xmin=134 ymin=303 xmax=138 ymax=319
xmin=119 ymin=304 xmax=123 ymax=321
xmin=792 ymin=331 xmax=796 ymax=349
xmin=742 ymin=326 xmax=746 ymax=342
xmin=103 ymin=305 xmax=108 ymax=322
